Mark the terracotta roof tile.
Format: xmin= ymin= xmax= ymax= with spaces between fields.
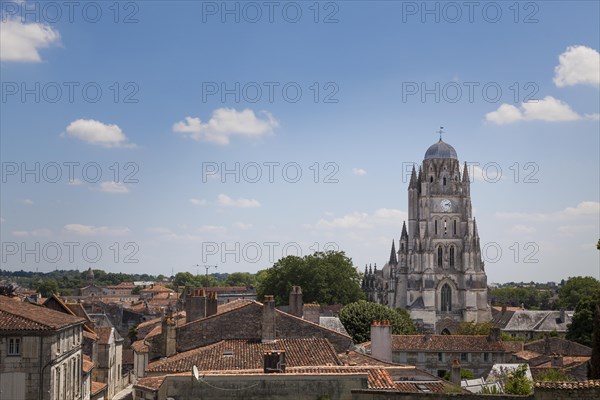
xmin=132 ymin=339 xmax=149 ymax=353
xmin=134 ymin=375 xmax=165 ymax=391
xmin=395 ymin=380 xmax=461 ymax=393
xmin=216 ymin=299 xmax=254 ymax=314
xmin=82 ymin=355 xmax=94 ymax=373
xmin=534 ymin=379 xmax=600 ymax=390
xmin=147 ymin=338 xmax=342 ymax=373
xmin=91 ymin=381 xmax=107 ymax=395
xmin=364 ymin=335 xmax=506 ymax=352
xmin=95 ymin=327 xmax=114 ymax=344
xmin=0 ymin=295 xmax=84 ymax=331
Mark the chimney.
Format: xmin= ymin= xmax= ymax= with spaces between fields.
xmin=263 ymin=350 xmax=286 ymax=373
xmin=559 ymin=309 xmax=566 ymax=324
xmin=488 ymin=327 xmax=500 ymax=342
xmin=501 ymin=305 xmax=507 ymax=312
xmin=289 ymin=286 xmax=303 ymax=318
xmin=370 ymin=320 xmax=392 ymax=363
xmin=551 ymin=354 xmax=563 ymax=368
xmin=184 ymin=287 xmax=207 ymax=323
xmin=451 ymin=359 xmax=461 ymax=386
xmin=262 ymin=295 xmax=276 ymax=343
xmin=161 ymin=307 xmax=177 ymax=357
xmin=302 ymin=304 xmax=320 ymax=324
xmin=206 ymin=291 xmax=218 ymax=317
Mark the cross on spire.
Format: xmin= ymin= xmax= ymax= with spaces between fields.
xmin=436 ymin=126 xmax=445 ymax=141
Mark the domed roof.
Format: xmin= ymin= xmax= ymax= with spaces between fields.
xmin=424 ymin=139 xmax=458 ymax=160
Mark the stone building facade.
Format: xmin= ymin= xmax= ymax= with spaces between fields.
xmin=0 ymin=295 xmax=85 ymax=400
xmin=363 ymin=139 xmax=491 ymax=333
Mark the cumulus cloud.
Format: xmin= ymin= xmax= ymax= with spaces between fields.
xmin=97 ymin=181 xmax=129 ymax=193
xmin=0 ymin=19 xmax=60 ymax=62
xmin=217 ymin=194 xmax=261 ymax=208
xmin=233 ymin=222 xmax=253 ymax=230
xmin=314 ymin=208 xmax=407 ymax=230
xmin=63 ymin=224 xmax=130 ymax=236
xmin=189 ymin=198 xmax=207 ymax=206
xmin=496 ymin=201 xmax=599 ymax=222
xmin=553 ymin=45 xmax=600 ymax=87
xmin=352 ymin=168 xmax=367 ymax=176
xmin=64 ymin=119 xmax=135 ymax=148
xmin=485 ymin=96 xmax=594 ymax=124
xmin=173 ymin=108 xmax=278 ymax=145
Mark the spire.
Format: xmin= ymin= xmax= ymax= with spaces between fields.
xmin=473 ymin=218 xmax=479 ymax=236
xmin=462 ymin=161 xmax=470 ymax=183
xmin=401 ymin=221 xmax=408 ymax=239
xmin=364 ymin=264 xmax=368 ymax=275
xmin=409 ymin=164 xmax=417 ymax=189
xmin=417 ymin=166 xmax=422 ymax=184
xmin=369 ymin=264 xmax=372 ymax=274
xmin=389 ymin=240 xmax=398 ymax=265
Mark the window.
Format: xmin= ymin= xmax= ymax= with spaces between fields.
xmin=437 ymin=247 xmax=443 ymax=267
xmin=430 ymin=176 xmax=433 ymax=183
xmin=438 ymin=352 xmax=445 ymax=362
xmin=418 ymin=352 xmax=425 ymax=362
xmin=441 ymin=284 xmax=451 ymax=312
xmin=7 ymin=337 xmax=21 ymax=355
xmin=483 ymin=352 xmax=491 ymax=362
xmin=443 ymin=177 xmax=447 ymax=186
xmin=461 ymin=352 xmax=470 ymax=362
xmin=449 ymin=246 xmax=455 ymax=268
xmin=434 ymin=220 xmax=438 ymax=235
xmin=453 ymin=220 xmax=457 ymax=235
xmin=444 ymin=220 xmax=447 ymax=235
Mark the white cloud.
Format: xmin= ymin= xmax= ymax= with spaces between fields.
xmin=12 ymin=228 xmax=52 ymax=237
xmin=217 ymin=194 xmax=261 ymax=208
xmin=173 ymin=108 xmax=278 ymax=145
xmin=65 ymin=119 xmax=135 ymax=148
xmin=558 ymin=225 xmax=594 ymax=237
xmin=553 ymin=45 xmax=600 ymax=87
xmin=352 ymin=168 xmax=367 ymax=176
xmin=67 ymin=178 xmax=84 ymax=186
xmin=97 ymin=181 xmax=129 ymax=193
xmin=20 ymin=199 xmax=34 ymax=205
xmin=198 ymin=225 xmax=227 ymax=233
xmin=0 ymin=19 xmax=60 ymax=62
xmin=63 ymin=224 xmax=130 ymax=236
xmin=496 ymin=201 xmax=600 ymax=222
xmin=314 ymin=208 xmax=407 ymax=230
xmin=509 ymin=225 xmax=536 ymax=235
xmin=189 ymin=198 xmax=207 ymax=206
xmin=485 ymin=96 xmax=590 ymax=124
xmin=233 ymin=222 xmax=253 ymax=230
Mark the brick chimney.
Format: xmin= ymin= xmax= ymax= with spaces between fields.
xmin=161 ymin=307 xmax=177 ymax=357
xmin=262 ymin=295 xmax=276 ymax=343
xmin=184 ymin=287 xmax=207 ymax=323
xmin=370 ymin=320 xmax=392 ymax=363
xmin=451 ymin=359 xmax=461 ymax=386
xmin=206 ymin=291 xmax=218 ymax=317
xmin=302 ymin=304 xmax=320 ymax=324
xmin=289 ymin=286 xmax=303 ymax=318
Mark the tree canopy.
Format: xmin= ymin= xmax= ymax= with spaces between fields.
xmin=338 ymin=300 xmax=417 ymax=343
xmin=256 ymin=251 xmax=364 ymax=306
xmin=557 ymin=276 xmax=600 ymax=310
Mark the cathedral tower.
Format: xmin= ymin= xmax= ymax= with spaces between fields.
xmin=366 ymin=138 xmax=491 ymax=333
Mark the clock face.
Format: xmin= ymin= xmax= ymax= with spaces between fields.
xmin=440 ymin=199 xmax=452 ymax=212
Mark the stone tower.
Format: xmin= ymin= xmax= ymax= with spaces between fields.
xmin=86 ymin=267 xmax=94 ymax=285
xmin=363 ymin=139 xmax=491 ymax=333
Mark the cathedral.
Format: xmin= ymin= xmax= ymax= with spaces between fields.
xmin=362 ymin=138 xmax=491 ymax=334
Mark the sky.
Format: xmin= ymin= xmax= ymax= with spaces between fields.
xmin=0 ymin=0 xmax=599 ymax=284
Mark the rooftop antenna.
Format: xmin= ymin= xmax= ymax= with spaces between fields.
xmin=437 ymin=126 xmax=445 ymax=141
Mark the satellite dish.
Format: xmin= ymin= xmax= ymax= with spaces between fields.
xmin=192 ymin=365 xmax=200 ymax=381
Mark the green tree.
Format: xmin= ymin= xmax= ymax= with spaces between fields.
xmin=566 ymin=293 xmax=600 ymax=346
xmin=503 ymin=364 xmax=533 ymax=395
xmin=36 ymin=279 xmax=59 ymax=297
xmin=338 ymin=300 xmax=417 ymax=343
xmin=534 ymin=369 xmax=574 ymax=382
xmin=224 ymin=272 xmax=256 ymax=287
xmin=443 ymin=369 xmax=473 ymax=381
xmin=455 ymin=321 xmax=494 ymax=335
xmin=256 ymin=251 xmax=364 ymax=306
xmin=557 ymin=276 xmax=600 ymax=310
xmin=131 ymin=286 xmax=142 ymax=295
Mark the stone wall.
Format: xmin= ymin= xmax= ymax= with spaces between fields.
xmin=159 ymin=372 xmax=368 ymax=400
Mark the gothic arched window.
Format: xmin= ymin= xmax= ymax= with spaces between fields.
xmin=450 ymin=246 xmax=455 ymax=267
xmin=434 ymin=220 xmax=438 ymax=235
xmin=441 ymin=284 xmax=452 ymax=312
xmin=430 ymin=176 xmax=433 ymax=183
xmin=443 ymin=177 xmax=447 ymax=186
xmin=453 ymin=220 xmax=457 ymax=235
xmin=437 ymin=247 xmax=443 ymax=267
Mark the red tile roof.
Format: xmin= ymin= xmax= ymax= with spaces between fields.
xmin=82 ymin=355 xmax=94 ymax=374
xmin=95 ymin=327 xmax=114 ymax=345
xmin=134 ymin=375 xmax=165 ymax=391
xmin=140 ymin=285 xmax=173 ymax=293
xmin=131 ymin=339 xmax=149 ymax=353
xmin=147 ymin=338 xmax=342 ymax=373
xmin=0 ymin=295 xmax=84 ymax=331
xmin=534 ymin=379 xmax=600 ymax=390
xmin=395 ymin=380 xmax=462 ymax=393
xmin=91 ymin=381 xmax=107 ymax=395
xmin=364 ymin=335 xmax=505 ymax=352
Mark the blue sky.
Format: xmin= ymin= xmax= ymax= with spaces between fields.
xmin=1 ymin=0 xmax=599 ymax=283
